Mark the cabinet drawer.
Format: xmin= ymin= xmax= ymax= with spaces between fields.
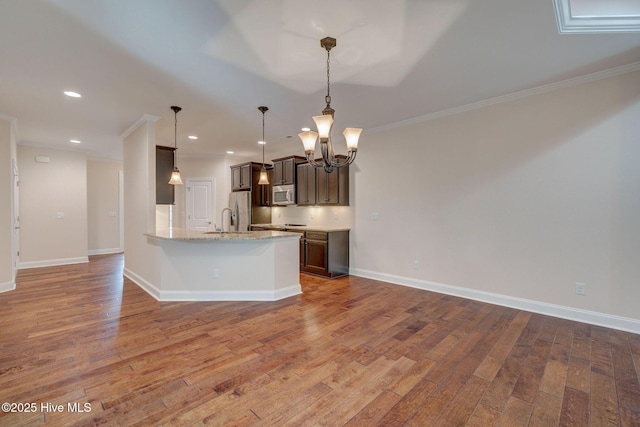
xmin=306 ymin=231 xmax=327 ymax=241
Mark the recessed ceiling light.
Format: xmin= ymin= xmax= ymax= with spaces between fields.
xmin=301 ymin=127 xmax=310 ymax=132
xmin=70 ymin=139 xmax=81 ymax=144
xmin=188 ymin=135 xmax=198 ymax=140
xmin=64 ymin=91 xmax=82 ymax=98
xmin=226 ymin=150 xmax=234 ymax=154
xmin=258 ymin=140 xmax=266 ymax=145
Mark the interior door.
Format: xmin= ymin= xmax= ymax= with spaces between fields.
xmin=12 ymin=160 xmax=19 ymax=271
xmin=186 ymin=178 xmax=215 ymax=231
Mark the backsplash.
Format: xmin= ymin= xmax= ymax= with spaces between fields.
xmin=271 ymin=206 xmax=353 ymax=228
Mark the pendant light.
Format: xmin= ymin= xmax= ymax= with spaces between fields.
xmin=257 ymin=106 xmax=269 ymax=185
xmin=298 ymin=37 xmax=362 ymax=173
xmin=168 ymin=106 xmax=184 ymax=185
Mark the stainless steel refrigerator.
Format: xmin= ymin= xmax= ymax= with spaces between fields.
xmin=227 ymin=191 xmax=251 ymax=231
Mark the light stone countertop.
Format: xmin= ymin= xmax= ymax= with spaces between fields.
xmin=251 ymin=224 xmax=351 ymax=232
xmin=145 ymin=228 xmax=302 ymax=241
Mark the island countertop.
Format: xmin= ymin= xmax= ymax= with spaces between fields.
xmin=251 ymin=224 xmax=351 ymax=232
xmin=145 ymin=228 xmax=301 ymax=241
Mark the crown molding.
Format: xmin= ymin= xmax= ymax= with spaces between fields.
xmin=119 ymin=114 xmax=161 ymax=139
xmin=553 ymin=0 xmax=640 ymax=33
xmin=369 ymin=62 xmax=640 ymax=135
xmin=0 ymin=113 xmax=17 ymax=122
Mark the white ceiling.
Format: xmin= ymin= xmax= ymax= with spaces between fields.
xmin=1 ymin=0 xmax=639 ymax=161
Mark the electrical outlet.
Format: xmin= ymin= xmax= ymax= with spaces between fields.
xmin=213 ymin=269 xmax=220 ymax=279
xmin=412 ymin=260 xmax=420 ymax=270
xmin=371 ymin=212 xmax=379 ymax=221
xmin=55 ymin=212 xmax=64 ymax=219
xmin=575 ymin=283 xmax=586 ymax=295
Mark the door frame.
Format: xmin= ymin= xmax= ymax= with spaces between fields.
xmin=12 ymin=159 xmax=19 ymax=275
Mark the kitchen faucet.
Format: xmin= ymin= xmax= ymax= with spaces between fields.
xmin=220 ymin=207 xmax=232 ymax=235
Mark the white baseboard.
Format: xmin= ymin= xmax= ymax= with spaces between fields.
xmin=123 ymin=268 xmax=301 ymax=302
xmin=18 ymin=256 xmax=89 ymax=270
xmin=88 ymin=248 xmax=123 ymax=256
xmin=350 ymin=267 xmax=640 ymax=335
xmin=0 ymin=279 xmax=16 ymax=293
xmin=123 ymin=267 xmax=161 ymax=300
xmin=157 ymin=285 xmax=302 ymax=302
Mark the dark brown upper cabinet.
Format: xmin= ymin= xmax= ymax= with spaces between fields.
xmin=296 ymin=160 xmax=349 ymax=206
xmin=271 ymin=155 xmax=306 ymax=186
xmin=231 ymin=162 xmax=253 ymax=191
xmin=156 ymin=146 xmax=175 ymax=205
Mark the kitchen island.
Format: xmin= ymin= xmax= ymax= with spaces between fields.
xmin=137 ymin=228 xmax=302 ymax=301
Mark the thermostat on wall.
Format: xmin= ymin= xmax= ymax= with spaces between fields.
xmin=35 ymin=155 xmax=50 ymax=163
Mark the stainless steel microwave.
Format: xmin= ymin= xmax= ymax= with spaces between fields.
xmin=273 ymin=184 xmax=295 ymax=205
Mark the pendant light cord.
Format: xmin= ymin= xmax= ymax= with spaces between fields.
xmin=262 ymin=110 xmax=265 ymax=167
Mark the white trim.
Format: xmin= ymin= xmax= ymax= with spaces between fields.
xmin=123 ymin=267 xmax=301 ymax=302
xmin=156 ymin=285 xmax=302 ymax=302
xmin=123 ymin=267 xmax=161 ymax=300
xmin=0 ymin=113 xmax=17 ymax=122
xmin=119 ymin=114 xmax=161 ymax=139
xmin=553 ymin=0 xmax=640 ymax=33
xmin=350 ymin=268 xmax=640 ymax=335
xmin=0 ymin=280 xmax=16 ymax=293
xmin=368 ymin=62 xmax=640 ymax=135
xmin=88 ymin=248 xmax=123 ymax=256
xmin=18 ymin=256 xmax=89 ymax=269
xmin=118 ymin=170 xmax=124 ymax=253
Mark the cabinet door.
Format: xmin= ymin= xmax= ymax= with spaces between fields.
xmin=259 ymin=169 xmax=272 ymax=206
xmin=316 ymin=168 xmax=339 ymax=204
xmin=283 ymin=158 xmax=296 ymax=185
xmin=304 ymin=238 xmax=328 ymax=274
xmin=231 ymin=166 xmax=242 ymax=191
xmin=240 ymin=164 xmax=252 ymax=189
xmin=273 ymin=161 xmax=284 ymax=186
xmin=296 ymin=163 xmax=316 ymax=205
xmin=156 ymin=146 xmax=175 ymax=204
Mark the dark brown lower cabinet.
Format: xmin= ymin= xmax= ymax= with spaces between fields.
xmin=300 ymin=230 xmax=349 ymax=278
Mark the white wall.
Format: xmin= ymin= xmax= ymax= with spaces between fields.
xmin=351 ymin=70 xmax=640 ymax=327
xmin=0 ymin=116 xmax=16 ymax=292
xmin=87 ymin=159 xmax=122 ymax=254
xmin=17 ymin=145 xmax=88 ymax=267
xmin=122 ymin=116 xmax=161 ymax=290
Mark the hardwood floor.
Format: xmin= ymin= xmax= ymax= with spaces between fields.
xmin=1 ymin=254 xmax=639 ymax=426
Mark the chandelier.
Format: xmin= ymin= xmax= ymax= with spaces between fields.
xmin=298 ymin=37 xmax=362 ymax=173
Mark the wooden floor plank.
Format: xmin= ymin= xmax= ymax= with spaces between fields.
xmin=495 ymin=396 xmax=532 ymax=427
xmin=529 ymin=391 xmax=562 ymax=427
xmin=559 ymin=386 xmax=590 ymax=426
xmin=0 ymin=254 xmax=637 ymax=426
xmin=590 ymin=371 xmax=620 ymax=427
